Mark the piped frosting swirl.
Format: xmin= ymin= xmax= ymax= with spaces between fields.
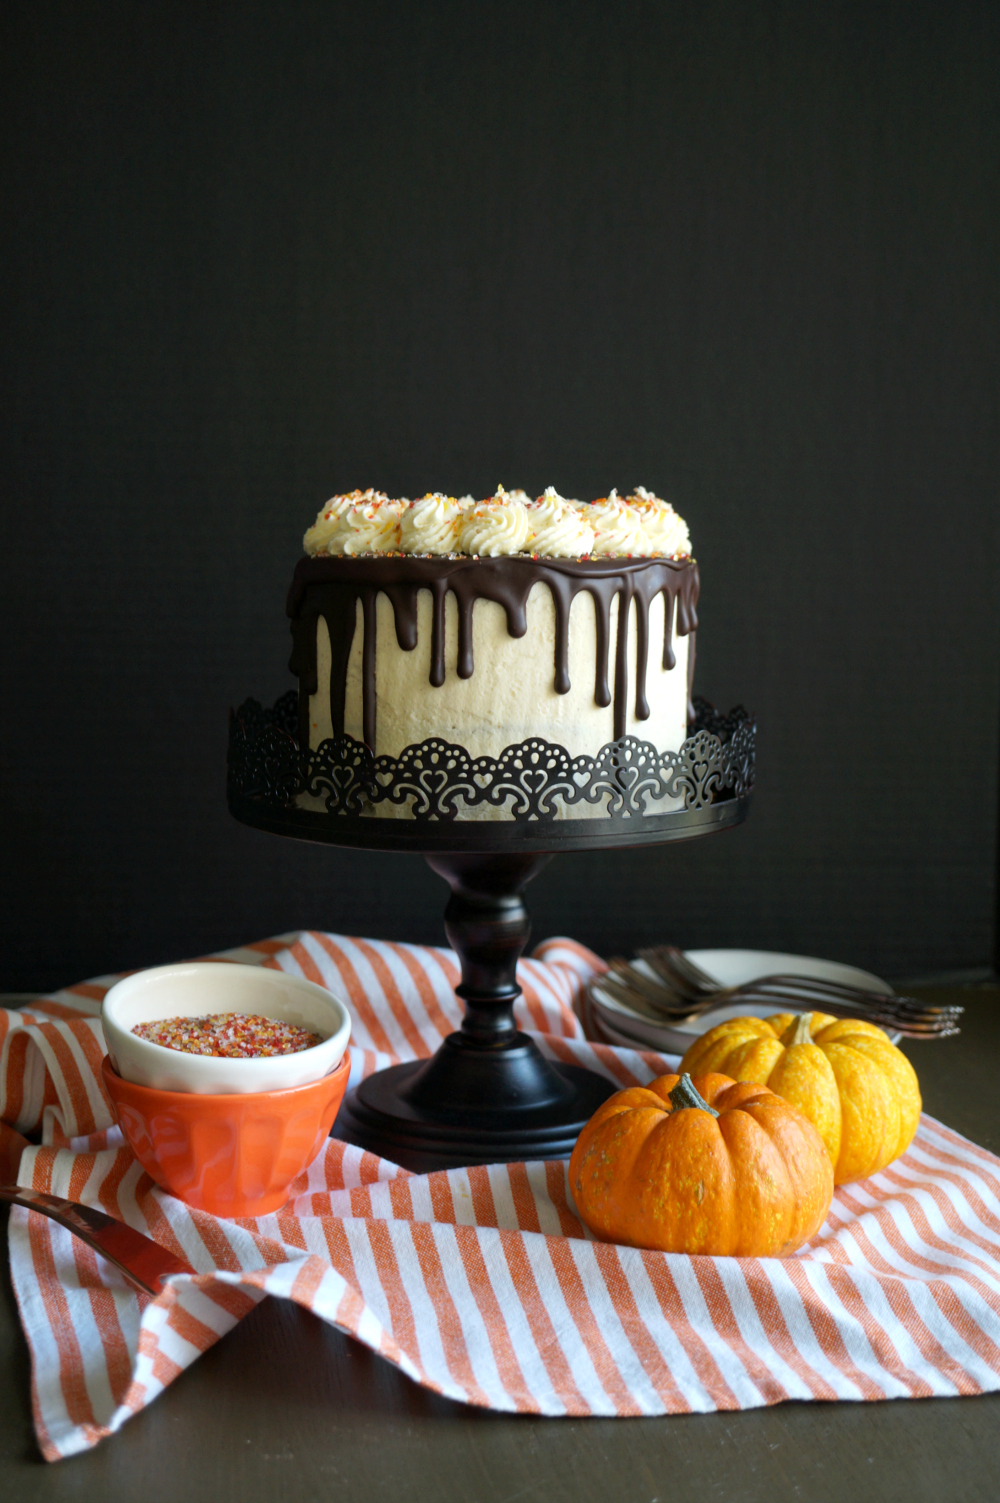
xmin=527 ymin=488 xmax=596 ymax=557
xmin=588 ymin=491 xmax=648 ymax=557
xmin=303 ymin=489 xmax=391 ymax=555
xmin=400 ymin=493 xmax=467 ymax=555
xmin=328 ymin=497 xmax=405 ymax=556
xmin=457 ymin=487 xmax=531 ymax=556
xmin=627 ymin=487 xmax=692 ymax=559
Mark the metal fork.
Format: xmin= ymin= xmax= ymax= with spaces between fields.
xmin=596 ymin=952 xmax=963 ymax=1038
xmin=640 ymin=946 xmax=965 ymax=1028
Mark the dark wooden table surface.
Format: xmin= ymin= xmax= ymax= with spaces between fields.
xmin=2 ymin=985 xmax=999 ymax=1503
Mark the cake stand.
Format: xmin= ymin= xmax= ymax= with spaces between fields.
xmin=227 ymin=693 xmax=754 ymax=1172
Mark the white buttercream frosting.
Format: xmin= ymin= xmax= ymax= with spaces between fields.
xmin=328 ymin=497 xmax=405 ymax=556
xmin=400 ymin=494 xmax=466 ymax=555
xmin=628 ymin=487 xmax=692 ymax=558
xmin=535 ymin=485 xmax=586 ymax=510
xmin=527 ymin=489 xmax=595 ymax=557
xmin=457 ymin=487 xmax=531 ymax=556
xmin=304 ymin=489 xmax=390 ymax=555
xmin=304 ymin=485 xmax=691 ymax=559
xmin=589 ymin=492 xmax=651 ymax=556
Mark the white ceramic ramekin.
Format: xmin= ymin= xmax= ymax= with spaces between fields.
xmin=101 ymin=962 xmax=351 ymax=1094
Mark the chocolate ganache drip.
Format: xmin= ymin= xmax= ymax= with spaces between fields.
xmin=287 ymin=555 xmax=699 ymax=751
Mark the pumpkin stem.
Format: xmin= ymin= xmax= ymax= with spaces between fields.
xmin=668 ymin=1073 xmax=719 ymax=1117
xmin=789 ymin=1011 xmax=815 ymax=1046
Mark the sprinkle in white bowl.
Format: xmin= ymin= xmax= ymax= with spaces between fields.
xmin=101 ymin=962 xmax=351 ymax=1095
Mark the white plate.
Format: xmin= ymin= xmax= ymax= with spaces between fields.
xmin=589 ymin=948 xmax=896 ymax=1056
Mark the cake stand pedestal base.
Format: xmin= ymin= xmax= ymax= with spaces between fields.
xmin=336 ymin=1058 xmax=614 ymax=1174
xmin=334 ymin=851 xmax=618 ymax=1173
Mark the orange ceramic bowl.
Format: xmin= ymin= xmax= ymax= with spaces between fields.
xmin=101 ymin=1052 xmax=351 ymax=1217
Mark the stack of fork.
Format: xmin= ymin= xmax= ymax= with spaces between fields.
xmin=589 ymin=945 xmax=962 ymax=1041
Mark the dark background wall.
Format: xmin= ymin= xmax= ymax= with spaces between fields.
xmin=2 ymin=1 xmax=998 ymax=991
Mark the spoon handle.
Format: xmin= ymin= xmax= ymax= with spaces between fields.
xmin=0 ymin=1185 xmax=195 ymax=1296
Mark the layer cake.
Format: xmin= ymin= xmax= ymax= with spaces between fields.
xmin=287 ymin=487 xmax=698 ymax=816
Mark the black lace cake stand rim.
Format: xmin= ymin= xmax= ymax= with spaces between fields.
xmin=227 ymin=784 xmax=751 ymax=852
xmin=226 ymin=691 xmax=754 ymax=854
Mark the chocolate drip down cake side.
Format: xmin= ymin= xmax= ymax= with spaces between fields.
xmin=286 ymin=485 xmax=700 ymax=820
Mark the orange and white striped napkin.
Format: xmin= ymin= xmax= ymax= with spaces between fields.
xmin=4 ymin=931 xmax=1000 ymax=1461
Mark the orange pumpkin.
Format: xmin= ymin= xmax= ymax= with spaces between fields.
xmin=569 ymin=1071 xmax=833 ymax=1257
xmin=680 ymin=1012 xmax=921 ymax=1185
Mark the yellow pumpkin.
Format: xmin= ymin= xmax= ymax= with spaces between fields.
xmin=680 ymin=1011 xmax=921 ymax=1185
